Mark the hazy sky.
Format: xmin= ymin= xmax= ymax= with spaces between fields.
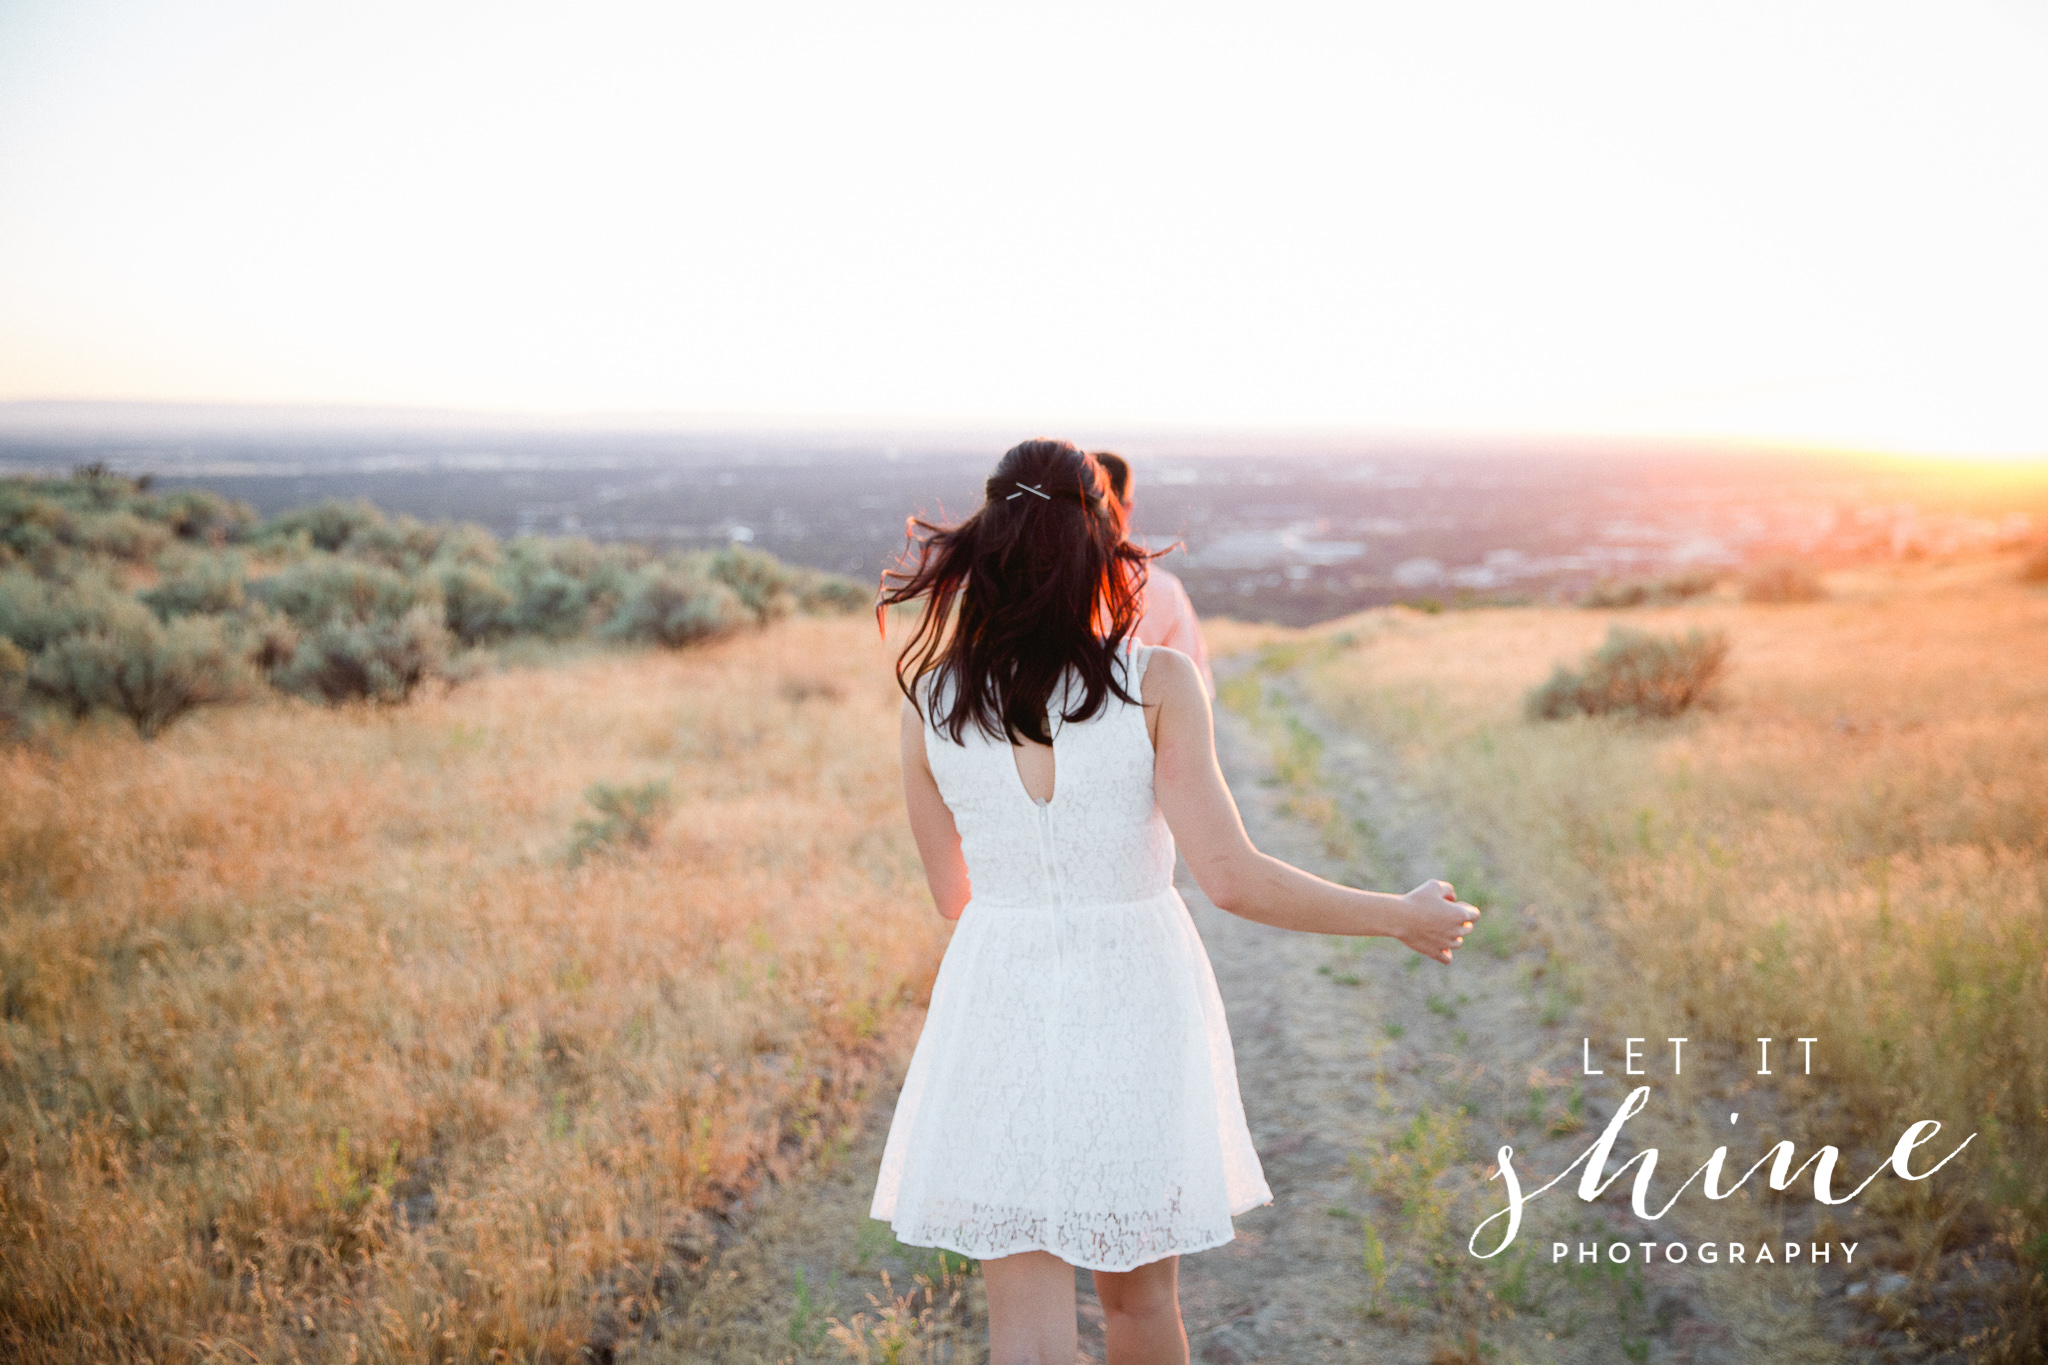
xmin=1 ymin=2 xmax=2044 ymax=455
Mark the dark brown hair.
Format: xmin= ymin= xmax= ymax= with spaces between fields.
xmin=878 ymin=439 xmax=1157 ymax=745
xmin=1092 ymin=451 xmax=1132 ymax=503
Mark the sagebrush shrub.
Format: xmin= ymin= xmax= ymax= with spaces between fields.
xmin=154 ymin=487 xmax=257 ymax=543
xmin=143 ymin=553 xmax=248 ymax=619
xmin=1740 ymin=557 xmax=1826 ymax=603
xmin=0 ymin=482 xmax=75 ymax=559
xmin=502 ymin=563 xmax=593 ymax=639
xmin=438 ymin=564 xmax=516 ymax=644
xmin=799 ymin=573 xmax=870 ymax=615
xmin=254 ymin=555 xmax=435 ymax=628
xmin=74 ymin=511 xmax=173 ymax=563
xmin=226 ymin=604 xmax=302 ymax=674
xmin=0 ymin=473 xmax=877 ymax=732
xmin=603 ymin=565 xmax=751 ymax=647
xmin=0 ymin=570 xmax=153 ymax=653
xmin=1525 ymin=625 xmax=1729 ymax=721
xmin=1579 ymin=568 xmax=1719 ymax=609
xmin=271 ymin=607 xmax=449 ymax=704
xmin=257 ymin=498 xmax=389 ymax=553
xmin=498 ymin=538 xmax=646 ymax=635
xmin=27 ymin=614 xmax=254 ymax=738
xmin=346 ymin=514 xmax=451 ymax=572
xmin=432 ymin=523 xmax=501 ymax=570
xmin=706 ymin=544 xmax=802 ymax=621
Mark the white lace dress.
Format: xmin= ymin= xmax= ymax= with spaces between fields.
xmin=868 ymin=642 xmax=1272 ymax=1272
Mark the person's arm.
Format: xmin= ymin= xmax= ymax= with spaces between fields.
xmin=1143 ymin=648 xmax=1475 ymax=960
xmin=901 ymin=696 xmax=972 ymax=920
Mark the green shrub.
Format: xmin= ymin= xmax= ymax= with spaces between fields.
xmin=253 ymin=555 xmax=435 ymax=628
xmin=1740 ymin=557 xmax=1826 ymax=603
xmin=153 ymin=487 xmax=257 ymax=543
xmin=270 ymin=607 xmax=449 ymax=704
xmin=225 ymin=604 xmax=302 ymax=675
xmin=706 ymin=544 xmax=802 ymax=621
xmin=603 ymin=565 xmax=751 ymax=647
xmin=0 ymin=470 xmax=247 ymax=554
xmin=65 ymin=462 xmax=127 ymax=508
xmin=498 ymin=538 xmax=645 ymax=635
xmin=1579 ymin=568 xmax=1719 ymax=609
xmin=568 ymin=779 xmax=674 ymax=865
xmin=797 ymin=572 xmax=870 ymax=615
xmin=506 ymin=567 xmax=590 ymax=638
xmin=0 ymin=484 xmax=79 ymax=565
xmin=581 ymin=544 xmax=647 ymax=616
xmin=74 ymin=511 xmax=172 ymax=563
xmin=1525 ymin=626 xmax=1729 ymax=721
xmin=27 ymin=615 xmax=254 ymax=738
xmin=142 ymin=553 xmax=247 ymax=619
xmin=510 ymin=535 xmax=603 ymax=581
xmin=258 ymin=498 xmax=389 ymax=553
xmin=438 ymin=564 xmax=516 ymax=644
xmin=430 ymin=523 xmax=501 ymax=570
xmin=346 ymin=514 xmax=451 ymax=572
xmin=0 ymin=571 xmax=152 ymax=653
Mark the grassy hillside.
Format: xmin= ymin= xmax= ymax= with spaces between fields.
xmin=1257 ymin=554 xmax=2048 ymax=1355
xmin=2 ymin=467 xmax=953 ymax=1363
xmin=1 ymin=614 xmax=947 ymax=1363
xmin=10 ymin=463 xmax=2044 ymax=1360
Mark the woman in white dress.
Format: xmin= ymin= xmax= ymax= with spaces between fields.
xmin=869 ymin=439 xmax=1477 ymax=1365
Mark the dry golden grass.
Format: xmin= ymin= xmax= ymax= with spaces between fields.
xmin=0 ymin=614 xmax=947 ymax=1363
xmin=1292 ymin=555 xmax=2048 ymax=1328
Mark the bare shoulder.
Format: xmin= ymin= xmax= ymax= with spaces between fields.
xmin=1139 ymin=645 xmax=1203 ymax=709
xmin=899 ymin=693 xmax=929 ymax=758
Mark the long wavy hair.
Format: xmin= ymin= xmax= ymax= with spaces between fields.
xmin=878 ymin=438 xmax=1159 ymax=746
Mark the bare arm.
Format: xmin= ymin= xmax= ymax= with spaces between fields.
xmin=901 ymin=696 xmax=972 ymax=921
xmin=1143 ymin=648 xmax=1477 ymax=962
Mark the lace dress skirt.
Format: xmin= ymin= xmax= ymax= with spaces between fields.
xmin=867 ymin=881 xmax=1273 ymax=1272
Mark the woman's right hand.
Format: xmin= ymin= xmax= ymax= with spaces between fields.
xmin=1397 ymin=880 xmax=1480 ymax=964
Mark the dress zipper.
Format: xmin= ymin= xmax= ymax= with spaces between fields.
xmin=1035 ymin=715 xmax=1067 ymax=1233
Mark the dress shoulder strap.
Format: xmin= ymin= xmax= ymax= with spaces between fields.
xmin=1121 ymin=639 xmax=1155 ymax=701
xmin=916 ymin=667 xmax=951 ymax=735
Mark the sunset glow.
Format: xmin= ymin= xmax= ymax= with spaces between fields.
xmin=2 ymin=1 xmax=2044 ymax=457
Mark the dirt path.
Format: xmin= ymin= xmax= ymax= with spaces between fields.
xmin=649 ymin=655 xmax=1749 ymax=1364
xmin=1151 ymin=660 xmax=1741 ymax=1365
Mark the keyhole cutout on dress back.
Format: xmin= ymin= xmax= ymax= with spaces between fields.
xmin=1011 ymin=736 xmax=1056 ymax=805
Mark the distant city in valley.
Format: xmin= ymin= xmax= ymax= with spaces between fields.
xmin=2 ymin=405 xmax=2039 ymax=626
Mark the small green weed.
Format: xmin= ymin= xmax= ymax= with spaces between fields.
xmin=789 ymin=1264 xmax=838 ymax=1348
xmin=568 ymin=778 xmax=674 ymax=865
xmin=314 ymin=1127 xmax=399 ymax=1215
